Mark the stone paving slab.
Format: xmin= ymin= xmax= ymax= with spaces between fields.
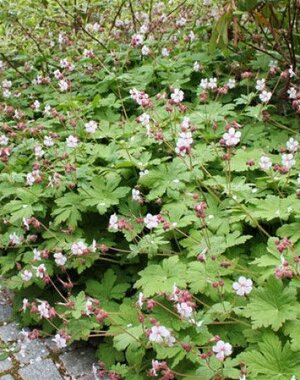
xmin=15 ymin=339 xmax=49 ymax=364
xmin=0 ymin=305 xmax=12 ymax=323
xmin=60 ymin=347 xmax=96 ymax=378
xmin=0 ymin=323 xmax=19 ymax=343
xmin=0 ymin=285 xmax=112 ymax=380
xmin=18 ymin=358 xmax=63 ymax=380
xmin=0 ymin=357 xmax=12 ymax=372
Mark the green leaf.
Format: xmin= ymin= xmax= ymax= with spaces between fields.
xmin=79 ymin=173 xmax=130 ymax=214
xmin=134 ymin=256 xmax=187 ymax=297
xmin=241 ymin=277 xmax=299 ymax=331
xmin=239 ymin=332 xmax=300 ymax=379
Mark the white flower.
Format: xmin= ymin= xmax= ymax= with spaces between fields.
xmin=85 ymin=298 xmax=93 ymax=315
xmin=297 ymin=173 xmax=300 ymax=185
xmin=289 ymin=65 xmax=296 ymax=78
xmin=176 ymin=17 xmax=186 ymax=27
xmin=22 ymin=298 xmax=29 ymax=312
xmin=2 ymin=79 xmax=12 ymax=88
xmin=0 ymin=134 xmax=9 ymax=145
xmin=137 ymin=292 xmax=143 ymax=308
xmin=212 ymin=340 xmax=233 ymax=361
xmin=131 ymin=33 xmax=144 ymax=47
xmin=21 ymin=270 xmax=33 ymax=282
xmin=188 ymin=31 xmax=196 ymax=42
xmin=85 ymin=120 xmax=98 ymax=134
xmin=208 ymin=77 xmax=217 ymax=89
xmin=144 ymin=213 xmax=159 ymax=229
xmin=141 ymin=45 xmax=150 ymax=56
xmin=200 ymin=78 xmax=208 ymax=90
xmin=227 ymin=78 xmax=236 ymax=89
xmin=176 ymin=302 xmax=193 ymax=319
xmin=66 ymin=135 xmax=78 ymax=148
xmin=33 ymin=248 xmax=41 ymax=261
xmin=38 ymin=301 xmax=50 ymax=318
xmin=3 ymin=89 xmax=11 ymax=98
xmin=137 ymin=113 xmax=150 ymax=126
xmin=132 ymin=189 xmax=142 ymax=202
xmin=58 ymin=79 xmax=69 ymax=92
xmin=9 ymin=232 xmax=22 ymax=245
xmin=259 ymin=155 xmax=272 ymax=170
xmin=52 ymin=334 xmax=67 ymax=349
xmin=255 ymin=79 xmax=266 ymax=91
xmin=161 ymin=48 xmax=170 ymax=57
xmin=149 ymin=325 xmax=175 ymax=346
xmin=286 ymin=138 xmax=299 ymax=152
xmin=71 ymin=241 xmax=88 ymax=256
xmin=44 ymin=135 xmax=54 ymax=147
xmin=175 ymin=131 xmax=193 ymax=156
xmin=36 ymin=264 xmax=46 ymax=278
xmin=171 ymin=88 xmax=184 ymax=103
xmin=109 ymin=213 xmax=119 ymax=231
xmin=54 ymin=252 xmax=67 ymax=266
xmin=139 ymin=169 xmax=149 ymax=177
xmin=282 ymin=153 xmax=296 ymax=169
xmin=43 ymin=105 xmax=51 ymax=116
xmin=287 ymin=87 xmax=297 ymax=99
xmin=26 ymin=173 xmax=35 ymax=186
xmin=23 ymin=218 xmax=30 ymax=231
xmin=33 ymin=100 xmax=40 ymax=111
xmin=181 ymin=117 xmax=190 ymax=129
xmin=34 ymin=145 xmax=44 ymax=158
xmin=193 ymin=61 xmax=200 ymax=72
xmin=223 ymin=127 xmax=241 ymax=146
xmin=232 ymin=276 xmax=253 ymax=296
xmin=259 ymin=90 xmax=272 ymax=103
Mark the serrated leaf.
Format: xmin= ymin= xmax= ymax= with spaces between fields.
xmin=242 ymin=277 xmax=299 ymax=330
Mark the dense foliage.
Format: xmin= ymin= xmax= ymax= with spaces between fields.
xmin=0 ymin=1 xmax=300 ymax=379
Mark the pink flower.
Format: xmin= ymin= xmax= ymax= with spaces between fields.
xmin=232 ymin=276 xmax=253 ymax=296
xmin=212 ymin=340 xmax=232 ymax=361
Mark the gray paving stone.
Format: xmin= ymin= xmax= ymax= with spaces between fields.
xmin=14 ymin=339 xmax=49 ymax=364
xmin=0 ymin=304 xmax=12 ymax=323
xmin=60 ymin=347 xmax=96 ymax=378
xmin=18 ymin=358 xmax=62 ymax=380
xmin=0 ymin=356 xmax=13 ymax=371
xmin=0 ymin=375 xmax=14 ymax=380
xmin=0 ymin=323 xmax=18 ymax=342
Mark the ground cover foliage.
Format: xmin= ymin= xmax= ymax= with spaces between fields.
xmin=0 ymin=0 xmax=300 ymax=378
